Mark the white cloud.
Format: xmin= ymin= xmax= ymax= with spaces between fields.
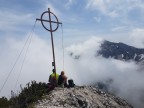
xmin=0 ymin=34 xmax=61 ymax=97
xmin=1 ymin=35 xmax=144 ymax=107
xmin=86 ymin=0 xmax=119 ymax=17
xmin=128 ymin=28 xmax=144 ymax=48
xmin=66 ymin=36 xmax=144 ymax=108
xmin=86 ymin=0 xmax=106 ymax=12
xmin=44 ymin=3 xmax=61 ymax=18
xmin=0 ymin=10 xmax=33 ymax=32
xmin=66 ymin=36 xmax=103 ymax=57
xmin=93 ymin=16 xmax=101 ymax=23
xmin=111 ymin=26 xmax=129 ymax=32
xmin=0 ymin=33 xmax=75 ymax=98
xmin=65 ymin=0 xmax=75 ymax=9
xmin=86 ymin=0 xmax=144 ymax=18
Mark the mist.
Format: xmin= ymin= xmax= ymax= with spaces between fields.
xmin=66 ymin=36 xmax=144 ymax=108
xmin=0 ymin=35 xmax=144 ymax=108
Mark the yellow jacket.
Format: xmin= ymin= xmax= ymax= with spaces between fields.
xmin=49 ymin=73 xmax=59 ymax=83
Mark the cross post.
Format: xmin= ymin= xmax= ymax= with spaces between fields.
xmin=36 ymin=8 xmax=62 ymax=79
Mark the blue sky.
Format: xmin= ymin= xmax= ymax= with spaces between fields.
xmin=1 ymin=0 xmax=144 ymax=46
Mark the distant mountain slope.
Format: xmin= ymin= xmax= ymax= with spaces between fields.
xmin=35 ymin=86 xmax=133 ymax=108
xmin=98 ymin=40 xmax=144 ymax=63
xmin=69 ymin=40 xmax=144 ymax=63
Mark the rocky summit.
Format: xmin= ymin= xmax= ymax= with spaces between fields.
xmin=35 ymin=86 xmax=133 ymax=108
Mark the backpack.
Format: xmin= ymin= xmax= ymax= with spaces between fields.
xmin=68 ymin=79 xmax=75 ymax=88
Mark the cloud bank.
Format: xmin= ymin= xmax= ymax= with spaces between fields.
xmin=129 ymin=28 xmax=144 ymax=48
xmin=66 ymin=36 xmax=144 ymax=108
xmin=0 ymin=35 xmax=144 ymax=107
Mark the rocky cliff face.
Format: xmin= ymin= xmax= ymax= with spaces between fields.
xmin=35 ymin=86 xmax=133 ymax=108
xmin=98 ymin=40 xmax=144 ymax=63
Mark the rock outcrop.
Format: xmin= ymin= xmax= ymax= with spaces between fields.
xmin=35 ymin=86 xmax=133 ymax=108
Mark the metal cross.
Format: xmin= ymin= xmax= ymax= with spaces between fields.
xmin=36 ymin=8 xmax=62 ymax=74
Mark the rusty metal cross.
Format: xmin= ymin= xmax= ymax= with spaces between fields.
xmin=36 ymin=8 xmax=62 ymax=74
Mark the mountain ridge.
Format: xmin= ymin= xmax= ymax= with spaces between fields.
xmin=98 ymin=40 xmax=144 ymax=63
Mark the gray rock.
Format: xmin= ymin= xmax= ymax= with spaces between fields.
xmin=35 ymin=86 xmax=133 ymax=108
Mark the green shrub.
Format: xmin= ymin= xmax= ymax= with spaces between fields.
xmin=8 ymin=81 xmax=48 ymax=107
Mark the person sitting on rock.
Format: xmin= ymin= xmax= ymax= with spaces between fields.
xmin=48 ymin=69 xmax=59 ymax=90
xmin=58 ymin=71 xmax=68 ymax=87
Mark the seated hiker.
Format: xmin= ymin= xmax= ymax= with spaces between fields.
xmin=48 ymin=69 xmax=59 ymax=90
xmin=58 ymin=71 xmax=68 ymax=87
